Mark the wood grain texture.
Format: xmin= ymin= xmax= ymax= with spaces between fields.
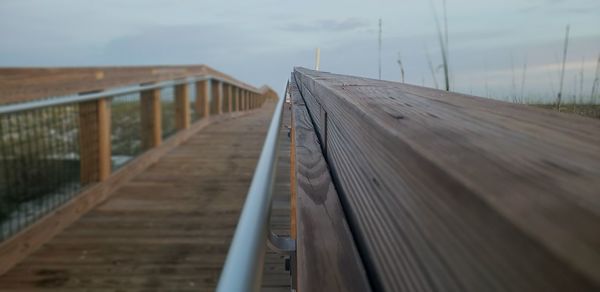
xmin=0 ymin=65 xmax=269 ymax=105
xmin=293 ymin=67 xmax=600 ymax=291
xmin=0 ymin=105 xmax=275 ymax=291
xmin=290 ymin=76 xmax=372 ymax=292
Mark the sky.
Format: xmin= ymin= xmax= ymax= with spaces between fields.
xmin=1 ymin=0 xmax=599 ymax=101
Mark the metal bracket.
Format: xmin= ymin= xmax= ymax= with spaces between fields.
xmin=267 ymin=231 xmax=296 ymax=255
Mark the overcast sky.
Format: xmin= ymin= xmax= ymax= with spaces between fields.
xmin=1 ymin=0 xmax=599 ymax=101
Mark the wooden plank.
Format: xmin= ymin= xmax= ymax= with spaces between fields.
xmin=175 ymin=83 xmax=191 ymax=130
xmin=0 ymin=109 xmax=253 ymax=278
xmin=289 ymin=76 xmax=371 ymax=292
xmin=0 ymin=65 xmax=264 ymax=105
xmin=293 ymin=67 xmax=600 ymax=291
xmin=140 ymin=88 xmax=161 ymax=149
xmin=78 ymin=98 xmax=111 ymax=184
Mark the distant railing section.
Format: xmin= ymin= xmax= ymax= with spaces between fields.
xmin=0 ymin=74 xmax=268 ymax=242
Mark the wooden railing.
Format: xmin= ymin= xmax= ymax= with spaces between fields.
xmin=290 ymin=67 xmax=600 ymax=291
xmin=0 ymin=66 xmax=276 ymax=275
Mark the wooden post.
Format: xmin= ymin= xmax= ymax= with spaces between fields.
xmin=217 ymin=81 xmax=223 ymax=114
xmin=249 ymin=93 xmax=252 ymax=109
xmin=240 ymin=90 xmax=245 ymax=111
xmin=210 ymin=80 xmax=219 ymax=115
xmin=175 ymin=83 xmax=190 ymax=130
xmin=236 ymin=88 xmax=241 ymax=112
xmin=244 ymin=91 xmax=249 ymax=110
xmin=221 ymin=83 xmax=227 ymax=113
xmin=227 ymin=84 xmax=233 ymax=113
xmin=79 ymin=98 xmax=111 ymax=184
xmin=140 ymin=88 xmax=161 ymax=149
xmin=196 ymin=80 xmax=209 ymax=118
xmin=231 ymin=87 xmax=237 ymax=112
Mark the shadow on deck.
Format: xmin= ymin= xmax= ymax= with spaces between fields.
xmin=0 ymin=102 xmax=291 ymax=292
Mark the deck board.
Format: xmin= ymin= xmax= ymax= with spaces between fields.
xmin=0 ymin=102 xmax=290 ymax=291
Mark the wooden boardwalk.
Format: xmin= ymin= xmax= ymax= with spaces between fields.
xmin=0 ymin=103 xmax=291 ymax=291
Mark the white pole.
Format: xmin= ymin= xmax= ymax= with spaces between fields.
xmin=315 ymin=48 xmax=321 ymax=71
xmin=378 ymin=18 xmax=382 ymax=80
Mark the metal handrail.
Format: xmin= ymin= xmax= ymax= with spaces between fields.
xmin=0 ymin=75 xmax=260 ymax=114
xmin=216 ymin=93 xmax=286 ymax=292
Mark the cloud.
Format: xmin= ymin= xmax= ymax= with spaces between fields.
xmin=282 ymin=18 xmax=369 ymax=32
xmin=519 ymin=0 xmax=600 ymax=14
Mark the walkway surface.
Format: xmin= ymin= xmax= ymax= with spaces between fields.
xmin=0 ymin=103 xmax=291 ymax=291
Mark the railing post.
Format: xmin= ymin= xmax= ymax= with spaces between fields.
xmin=231 ymin=86 xmax=237 ymax=112
xmin=244 ymin=91 xmax=249 ymax=110
xmin=79 ymin=98 xmax=111 ymax=184
xmin=217 ymin=81 xmax=223 ymax=114
xmin=236 ymin=88 xmax=241 ymax=112
xmin=228 ymin=84 xmax=233 ymax=113
xmin=241 ymin=90 xmax=245 ymax=111
xmin=175 ymin=83 xmax=190 ymax=130
xmin=140 ymin=88 xmax=161 ymax=149
xmin=210 ymin=80 xmax=219 ymax=115
xmin=196 ymin=80 xmax=210 ymax=118
xmin=240 ymin=91 xmax=244 ymax=111
xmin=221 ymin=83 xmax=228 ymax=113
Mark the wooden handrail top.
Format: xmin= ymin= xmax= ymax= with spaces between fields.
xmin=292 ymin=67 xmax=600 ymax=291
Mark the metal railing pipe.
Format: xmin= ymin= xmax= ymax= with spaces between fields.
xmin=0 ymin=75 xmax=263 ymax=115
xmin=216 ymin=95 xmax=285 ymax=292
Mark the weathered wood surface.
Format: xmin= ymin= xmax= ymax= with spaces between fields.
xmin=293 ymin=67 xmax=600 ymax=291
xmin=0 ymin=103 xmax=276 ymax=291
xmin=0 ymin=65 xmax=269 ymax=105
xmin=290 ymin=75 xmax=372 ymax=292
